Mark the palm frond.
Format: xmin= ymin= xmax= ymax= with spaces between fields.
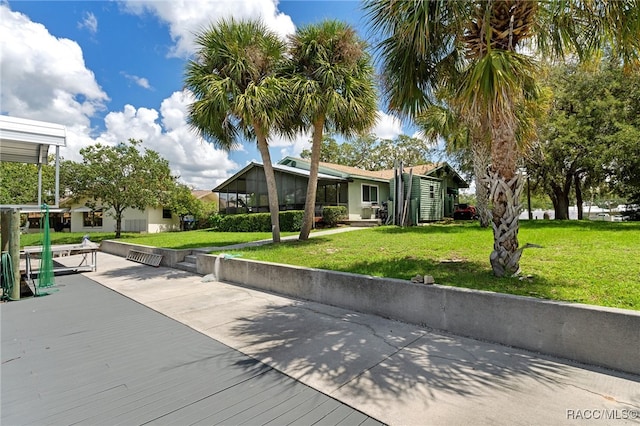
xmin=184 ymin=18 xmax=288 ymax=150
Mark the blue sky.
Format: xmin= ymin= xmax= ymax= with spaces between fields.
xmin=1 ymin=1 xmax=407 ymax=189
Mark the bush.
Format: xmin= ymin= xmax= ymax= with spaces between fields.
xmin=213 ymin=210 xmax=305 ymax=232
xmin=279 ymin=210 xmax=305 ymax=231
xmin=322 ymin=206 xmax=348 ymax=227
xmin=206 ymin=213 xmax=224 ymax=230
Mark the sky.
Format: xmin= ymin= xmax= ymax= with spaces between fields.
xmin=0 ymin=0 xmax=408 ymax=190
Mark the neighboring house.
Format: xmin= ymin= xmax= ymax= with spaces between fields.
xmin=213 ymin=157 xmax=468 ymax=223
xmin=63 ymin=198 xmax=180 ymax=234
xmin=191 ymin=190 xmax=218 ymax=204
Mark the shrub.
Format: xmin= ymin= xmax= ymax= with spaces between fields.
xmin=213 ymin=210 xmax=305 ymax=232
xmin=322 ymin=206 xmax=347 ymax=227
xmin=207 ymin=213 xmax=224 ymax=229
xmin=279 ymin=210 xmax=305 ymax=232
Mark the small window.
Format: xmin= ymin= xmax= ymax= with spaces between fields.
xmin=362 ymin=184 xmax=379 ymax=203
xmin=430 ymin=185 xmax=435 ymax=199
xmin=83 ymin=210 xmax=103 ymax=227
xmin=162 ymin=208 xmax=172 ymax=219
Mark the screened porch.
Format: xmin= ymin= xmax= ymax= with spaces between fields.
xmin=214 ymin=163 xmax=349 ymax=215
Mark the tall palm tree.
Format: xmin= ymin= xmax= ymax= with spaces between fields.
xmin=286 ymin=20 xmax=378 ymax=240
xmin=416 ymin=102 xmax=493 ymax=228
xmin=184 ymin=19 xmax=291 ymax=243
xmin=365 ymin=0 xmax=639 ymax=277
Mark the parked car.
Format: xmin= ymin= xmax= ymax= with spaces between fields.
xmin=589 ymin=213 xmax=611 ymax=222
xmin=453 ymin=203 xmax=478 ymax=220
xmin=621 ymin=205 xmax=640 ymax=221
xmin=590 ymin=213 xmax=611 ymax=221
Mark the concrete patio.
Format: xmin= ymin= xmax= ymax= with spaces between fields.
xmin=4 ymin=251 xmax=640 ymax=425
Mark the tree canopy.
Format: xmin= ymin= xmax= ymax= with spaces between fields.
xmin=167 ymin=183 xmax=207 ymax=231
xmin=528 ymin=62 xmax=640 ymax=217
xmin=300 ymin=133 xmax=433 ymax=171
xmin=185 ymin=18 xmax=291 ymax=243
xmin=0 ymin=157 xmax=76 ymax=206
xmin=287 ymin=20 xmax=378 ymax=240
xmin=69 ymin=139 xmax=176 ymax=238
xmin=365 ymin=0 xmax=640 ymax=276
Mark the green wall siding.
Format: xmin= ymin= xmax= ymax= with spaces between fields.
xmin=419 ymin=178 xmax=442 ymax=221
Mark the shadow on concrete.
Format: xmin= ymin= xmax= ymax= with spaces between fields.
xmin=228 ymin=298 xmax=572 ymax=406
xmin=93 ymin=263 xmax=196 ymax=282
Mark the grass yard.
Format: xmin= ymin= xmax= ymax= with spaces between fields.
xmin=212 ymin=221 xmax=640 ymax=311
xmin=119 ymin=230 xmax=297 ymax=249
xmin=20 ymin=232 xmax=139 ymax=248
xmin=18 ymin=221 xmax=640 ymax=310
xmin=20 ymin=229 xmax=294 ymax=250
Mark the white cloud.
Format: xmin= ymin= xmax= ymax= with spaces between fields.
xmin=268 ymin=131 xmax=311 ymax=161
xmin=92 ymin=91 xmax=239 ymax=189
xmin=0 ymin=4 xmax=238 ymax=189
xmin=121 ymin=72 xmax=152 ymax=89
xmin=119 ymin=0 xmax=296 ymax=57
xmin=78 ymin=11 xmax=98 ymax=34
xmin=372 ymin=111 xmax=403 ymax=140
xmin=0 ymin=5 xmax=108 ymax=126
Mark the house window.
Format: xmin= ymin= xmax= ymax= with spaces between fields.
xmin=162 ymin=208 xmax=172 ymax=219
xmin=430 ymin=185 xmax=435 ymax=199
xmin=83 ymin=210 xmax=103 ymax=227
xmin=362 ymin=184 xmax=379 ymax=203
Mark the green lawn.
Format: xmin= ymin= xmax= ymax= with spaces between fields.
xmin=20 ymin=229 xmax=295 ymax=250
xmin=20 ymin=232 xmax=139 ymax=248
xmin=211 ymin=221 xmax=640 ymax=311
xmin=19 ymin=221 xmax=640 ymax=310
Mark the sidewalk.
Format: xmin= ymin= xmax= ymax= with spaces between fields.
xmin=60 ymin=252 xmax=640 ymax=425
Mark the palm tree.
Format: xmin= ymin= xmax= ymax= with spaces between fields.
xmin=365 ymin=0 xmax=639 ymax=277
xmin=416 ymin=102 xmax=493 ymax=228
xmin=286 ymin=20 xmax=378 ymax=240
xmin=184 ymin=19 xmax=291 ymax=243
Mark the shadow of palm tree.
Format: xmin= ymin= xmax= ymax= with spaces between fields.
xmin=91 ymin=263 xmax=195 ymax=282
xmin=227 ymin=296 xmax=573 ymax=407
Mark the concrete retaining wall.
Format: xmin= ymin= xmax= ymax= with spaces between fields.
xmin=100 ymin=240 xmax=191 ymax=268
xmin=200 ymin=255 xmax=640 ymax=375
xmin=101 ymin=240 xmax=640 ymax=375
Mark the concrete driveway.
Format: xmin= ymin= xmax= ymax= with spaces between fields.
xmin=57 ymin=252 xmax=640 ymax=425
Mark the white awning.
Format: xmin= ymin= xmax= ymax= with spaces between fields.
xmin=0 ymin=115 xmax=67 ymax=209
xmin=0 ymin=115 xmax=66 ymax=164
xmin=71 ymin=207 xmax=92 ymax=213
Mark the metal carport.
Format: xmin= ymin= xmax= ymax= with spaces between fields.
xmin=0 ymin=115 xmax=67 ymax=300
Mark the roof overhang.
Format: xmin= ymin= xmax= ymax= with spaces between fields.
xmin=426 ymin=162 xmax=469 ymax=188
xmin=0 ymin=115 xmax=68 ymax=210
xmin=213 ymin=162 xmax=348 ymax=192
xmin=0 ymin=115 xmax=66 ymax=164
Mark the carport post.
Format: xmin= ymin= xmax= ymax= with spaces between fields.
xmin=1 ymin=209 xmax=21 ymax=300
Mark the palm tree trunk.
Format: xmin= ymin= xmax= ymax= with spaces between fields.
xmin=255 ymin=129 xmax=281 ymax=243
xmin=471 ymin=131 xmax=491 ymax=228
xmin=488 ymin=115 xmax=523 ymax=277
xmin=299 ymin=118 xmax=325 ymax=240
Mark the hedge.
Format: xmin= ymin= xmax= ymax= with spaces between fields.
xmin=215 ymin=210 xmax=305 ymax=232
xmin=322 ymin=206 xmax=348 ymax=227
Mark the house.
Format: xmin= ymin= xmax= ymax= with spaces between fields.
xmin=62 ymin=190 xmax=217 ymax=234
xmin=63 ymin=198 xmax=180 ymax=234
xmin=213 ymin=157 xmax=468 ymax=224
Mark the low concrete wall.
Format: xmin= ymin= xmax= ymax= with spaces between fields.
xmin=200 ymin=254 xmax=640 ymax=376
xmin=100 ymin=240 xmax=190 ymax=268
xmin=101 ymin=240 xmax=640 ymax=375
